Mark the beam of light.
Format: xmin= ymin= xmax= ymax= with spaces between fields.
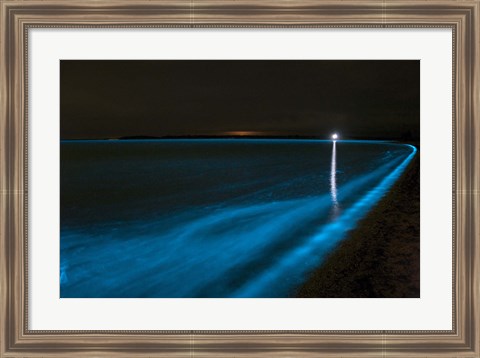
xmin=330 ymin=140 xmax=339 ymax=217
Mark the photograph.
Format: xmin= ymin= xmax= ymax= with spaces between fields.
xmin=3 ymin=0 xmax=479 ymax=355
xmin=59 ymin=60 xmax=420 ymax=298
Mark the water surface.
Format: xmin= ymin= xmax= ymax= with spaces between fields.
xmin=60 ymin=139 xmax=416 ymax=298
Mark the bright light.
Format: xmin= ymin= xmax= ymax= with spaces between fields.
xmin=331 ymin=133 xmax=338 ymax=140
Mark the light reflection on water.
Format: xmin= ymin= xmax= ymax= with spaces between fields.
xmin=60 ymin=140 xmax=417 ymax=298
xmin=330 ymin=140 xmax=339 ymax=218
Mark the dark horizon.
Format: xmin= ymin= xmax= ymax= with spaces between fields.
xmin=60 ymin=134 xmax=416 ymax=141
xmin=60 ymin=60 xmax=420 ymax=140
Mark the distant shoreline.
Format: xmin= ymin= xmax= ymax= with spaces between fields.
xmin=61 ymin=135 xmax=419 ymax=142
xmin=295 ymin=147 xmax=420 ymax=298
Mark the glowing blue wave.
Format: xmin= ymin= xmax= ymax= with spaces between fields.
xmin=60 ymin=141 xmax=417 ymax=298
xmin=233 ymin=144 xmax=416 ymax=297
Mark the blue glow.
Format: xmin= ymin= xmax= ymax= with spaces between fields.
xmin=60 ymin=140 xmax=417 ymax=298
xmin=233 ymin=144 xmax=416 ymax=297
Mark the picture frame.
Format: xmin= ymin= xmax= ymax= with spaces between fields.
xmin=0 ymin=0 xmax=478 ymax=356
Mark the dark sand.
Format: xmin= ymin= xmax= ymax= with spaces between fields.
xmin=296 ymin=146 xmax=420 ymax=298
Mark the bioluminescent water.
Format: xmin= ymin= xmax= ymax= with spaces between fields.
xmin=60 ymin=139 xmax=416 ymax=298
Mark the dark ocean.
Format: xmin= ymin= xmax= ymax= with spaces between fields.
xmin=60 ymin=139 xmax=416 ymax=298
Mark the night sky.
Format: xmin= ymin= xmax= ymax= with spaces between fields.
xmin=60 ymin=60 xmax=419 ymax=140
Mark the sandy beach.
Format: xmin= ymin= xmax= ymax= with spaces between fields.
xmin=296 ymin=145 xmax=420 ymax=298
